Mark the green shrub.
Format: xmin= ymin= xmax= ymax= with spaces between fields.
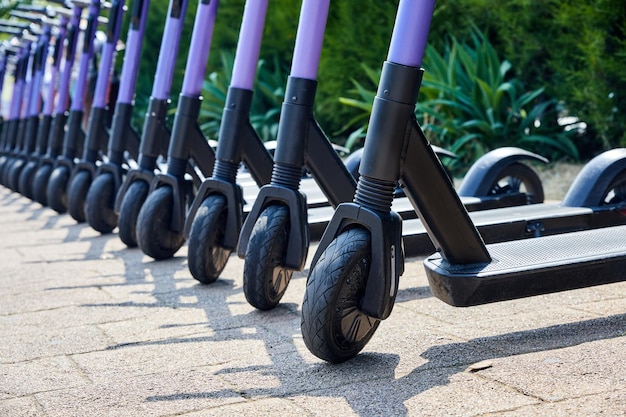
xmin=198 ymin=51 xmax=288 ymax=142
xmin=428 ymin=0 xmax=626 ymax=157
xmin=339 ymin=30 xmax=579 ymax=175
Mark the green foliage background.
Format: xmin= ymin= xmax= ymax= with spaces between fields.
xmin=428 ymin=0 xmax=626 ymax=156
xmin=2 ymin=0 xmax=625 ymax=162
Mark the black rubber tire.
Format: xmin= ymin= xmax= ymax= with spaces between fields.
xmin=488 ymin=162 xmax=544 ymax=204
xmin=243 ymin=204 xmax=293 ymax=310
xmin=118 ymin=180 xmax=149 ymax=248
xmin=188 ymin=194 xmax=231 ymax=284
xmin=301 ymin=227 xmax=380 ymax=363
xmin=601 ymin=170 xmax=626 ymax=205
xmin=0 ymin=157 xmax=12 ymax=187
xmin=18 ymin=160 xmax=37 ymax=200
xmin=0 ymin=157 xmax=7 ymax=186
xmin=67 ymin=170 xmax=91 ymax=223
xmin=33 ymin=164 xmax=52 ymax=206
xmin=136 ymin=186 xmax=185 ymax=260
xmin=46 ymin=165 xmax=70 ymax=214
xmin=85 ymin=173 xmax=118 ymax=234
xmin=7 ymin=158 xmax=25 ymax=192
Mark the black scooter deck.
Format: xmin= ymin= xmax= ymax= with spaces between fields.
xmin=403 ymin=203 xmax=626 ymax=256
xmin=305 ymin=201 xmax=626 ymax=251
xmin=424 ymin=224 xmax=626 ymax=307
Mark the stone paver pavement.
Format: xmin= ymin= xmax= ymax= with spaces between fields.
xmin=1 ymin=187 xmax=625 ymax=416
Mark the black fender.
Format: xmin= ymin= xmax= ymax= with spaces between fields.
xmin=183 ymin=178 xmax=243 ymax=250
xmin=562 ymin=148 xmax=626 ymax=207
xmin=113 ymin=168 xmax=156 ymax=212
xmin=236 ymin=184 xmax=309 ymax=271
xmin=457 ymin=147 xmax=548 ymax=197
xmin=148 ymin=173 xmax=194 ymax=233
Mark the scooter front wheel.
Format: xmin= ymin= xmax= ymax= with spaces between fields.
xmin=67 ymin=170 xmax=91 ymax=223
xmin=301 ymin=227 xmax=380 ymax=363
xmin=243 ymin=204 xmax=293 ymax=310
xmin=33 ymin=164 xmax=52 ymax=206
xmin=118 ymin=180 xmax=149 ymax=248
xmin=136 ymin=185 xmax=185 ymax=260
xmin=7 ymin=158 xmax=25 ymax=192
xmin=18 ymin=161 xmax=38 ymax=199
xmin=46 ymin=165 xmax=70 ymax=214
xmin=188 ymin=194 xmax=231 ymax=284
xmin=85 ymin=173 xmax=118 ymax=234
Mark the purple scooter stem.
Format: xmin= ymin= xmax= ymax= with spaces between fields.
xmin=27 ymin=26 xmax=51 ymax=117
xmin=230 ymin=0 xmax=268 ymax=90
xmin=42 ymin=16 xmax=69 ymax=116
xmin=19 ymin=46 xmax=33 ymax=121
xmin=387 ymin=0 xmax=435 ymax=67
xmin=151 ymin=0 xmax=190 ymax=100
xmin=290 ymin=0 xmax=329 ymax=80
xmin=92 ymin=0 xmax=125 ymax=108
xmin=9 ymin=51 xmax=28 ymax=121
xmin=180 ymin=0 xmax=218 ymax=96
xmin=56 ymin=5 xmax=82 ymax=115
xmin=116 ymin=0 xmax=149 ymax=104
xmin=71 ymin=0 xmax=100 ymax=112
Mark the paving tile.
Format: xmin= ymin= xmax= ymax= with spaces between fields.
xmin=34 ymin=367 xmax=244 ymax=417
xmin=0 ymin=396 xmax=43 ymax=417
xmin=0 ymin=355 xmax=89 ymax=396
xmin=178 ymin=398 xmax=308 ymax=417
xmin=480 ymin=390 xmax=626 ymax=417
xmin=0 ymin=324 xmax=113 ymax=363
xmin=474 ymin=337 xmax=626 ymax=402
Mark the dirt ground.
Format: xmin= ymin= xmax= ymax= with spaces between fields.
xmin=537 ymin=162 xmax=584 ymax=201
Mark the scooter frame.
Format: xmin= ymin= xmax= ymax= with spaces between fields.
xmin=84 ymin=0 xmax=148 ymax=234
xmin=301 ymin=0 xmax=626 ymax=363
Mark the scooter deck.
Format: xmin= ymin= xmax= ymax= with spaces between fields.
xmin=239 ymin=173 xmax=533 ymax=226
xmin=402 ymin=203 xmax=626 ymax=256
xmin=424 ymin=224 xmax=626 ymax=307
xmin=305 ymin=201 xmax=626 ymax=249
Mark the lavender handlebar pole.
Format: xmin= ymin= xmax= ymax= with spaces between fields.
xmin=19 ymin=45 xmax=34 ymax=119
xmin=230 ymin=0 xmax=268 ymax=90
xmin=290 ymin=0 xmax=329 ymax=80
xmin=9 ymin=46 xmax=29 ymax=120
xmin=151 ymin=0 xmax=190 ymax=100
xmin=387 ymin=0 xmax=435 ymax=67
xmin=42 ymin=17 xmax=69 ymax=116
xmin=28 ymin=26 xmax=52 ymax=117
xmin=92 ymin=0 xmax=125 ymax=108
xmin=55 ymin=5 xmax=82 ymax=114
xmin=180 ymin=0 xmax=219 ymax=96
xmin=116 ymin=0 xmax=149 ymax=104
xmin=70 ymin=0 xmax=101 ymax=111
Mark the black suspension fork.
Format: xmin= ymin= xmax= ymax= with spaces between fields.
xmin=311 ymin=62 xmax=489 ymax=320
xmin=184 ymin=87 xmax=273 ymax=247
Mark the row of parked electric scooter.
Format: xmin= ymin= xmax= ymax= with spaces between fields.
xmin=1 ymin=0 xmax=626 ymax=363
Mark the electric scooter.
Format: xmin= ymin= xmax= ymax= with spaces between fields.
xmin=0 ymin=29 xmax=36 ymax=189
xmin=4 ymin=10 xmax=52 ymax=194
xmin=114 ymin=0 xmax=191 ymax=248
xmin=0 ymin=26 xmax=28 ymax=178
xmin=65 ymin=0 xmax=126 ymax=223
xmin=183 ymin=0 xmax=274 ymax=284
xmin=84 ymin=0 xmax=148 ymax=234
xmin=301 ymin=0 xmax=626 ymax=363
xmin=31 ymin=0 xmax=87 ymax=206
xmin=134 ymin=0 xmax=222 ymax=261
xmin=236 ymin=0 xmax=549 ymax=311
xmin=45 ymin=0 xmax=102 ymax=214
xmin=18 ymin=8 xmax=72 ymax=199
